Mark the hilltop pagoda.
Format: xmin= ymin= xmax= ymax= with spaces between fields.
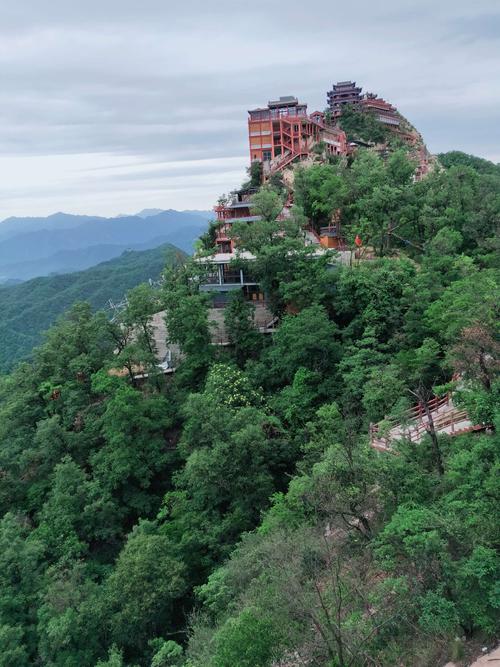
xmin=327 ymin=81 xmax=363 ymax=115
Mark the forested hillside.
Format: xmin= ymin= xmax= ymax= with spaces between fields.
xmin=0 ymin=150 xmax=498 ymax=666
xmin=0 ymin=243 xmax=185 ymax=372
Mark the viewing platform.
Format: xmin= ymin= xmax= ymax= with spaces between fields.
xmin=370 ymin=394 xmax=488 ymax=452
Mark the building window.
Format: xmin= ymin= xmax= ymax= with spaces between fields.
xmin=263 ymin=150 xmax=272 ymax=161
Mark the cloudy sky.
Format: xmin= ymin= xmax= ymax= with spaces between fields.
xmin=0 ymin=0 xmax=499 ymax=219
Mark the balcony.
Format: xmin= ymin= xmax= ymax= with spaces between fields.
xmin=222 ymin=269 xmax=241 ymax=284
xmin=320 ymin=225 xmax=341 ymax=237
xmin=202 ymin=272 xmax=220 ymax=285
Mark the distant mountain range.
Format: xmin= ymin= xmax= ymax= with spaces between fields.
xmin=0 ymin=242 xmax=186 ymax=371
xmin=0 ymin=209 xmax=212 ymax=281
xmin=116 ymin=208 xmax=213 ymax=220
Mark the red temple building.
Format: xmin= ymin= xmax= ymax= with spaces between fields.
xmin=197 ymin=83 xmax=431 ymax=301
xmin=197 ymin=186 xmax=269 ymax=303
xmin=198 ymin=96 xmax=351 ymax=300
xmin=326 ymin=80 xmax=431 ymax=177
xmin=213 ymin=188 xmax=259 ymax=255
xmin=327 ymin=81 xmax=401 ymax=127
xmin=360 ymin=93 xmax=400 ymax=128
xmin=248 ymin=96 xmax=347 ymax=176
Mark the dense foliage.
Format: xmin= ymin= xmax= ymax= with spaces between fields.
xmin=0 ymin=243 xmax=185 ymax=372
xmin=336 ymin=104 xmax=390 ymax=144
xmin=0 ymin=150 xmax=498 ymax=666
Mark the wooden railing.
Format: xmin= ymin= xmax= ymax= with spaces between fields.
xmin=368 ymin=394 xmax=486 ymax=451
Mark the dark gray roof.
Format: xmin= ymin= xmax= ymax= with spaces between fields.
xmin=268 ymin=95 xmax=298 ymax=108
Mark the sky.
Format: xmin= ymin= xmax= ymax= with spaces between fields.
xmin=0 ymin=0 xmax=499 ymax=219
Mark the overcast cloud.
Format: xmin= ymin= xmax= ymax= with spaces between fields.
xmin=0 ymin=0 xmax=499 ymax=218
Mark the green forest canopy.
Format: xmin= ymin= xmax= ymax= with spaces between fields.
xmin=0 ymin=150 xmax=498 ymax=666
xmin=0 ymin=242 xmax=186 ymax=372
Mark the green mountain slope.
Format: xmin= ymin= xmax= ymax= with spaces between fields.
xmin=0 ymin=147 xmax=497 ymax=666
xmin=0 ymin=242 xmax=185 ymax=371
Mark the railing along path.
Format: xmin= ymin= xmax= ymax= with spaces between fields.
xmin=370 ymin=394 xmax=486 ymax=452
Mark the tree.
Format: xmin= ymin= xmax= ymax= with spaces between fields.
xmin=34 ymin=457 xmax=91 ymax=564
xmin=231 ymin=214 xmax=311 ymax=315
xmin=294 ymin=429 xmax=377 ymax=540
xmin=121 ymin=284 xmax=160 ymax=358
xmin=105 ymin=522 xmax=186 ymax=656
xmin=449 ymin=324 xmax=500 ymax=392
xmin=426 ymin=268 xmax=498 ymax=343
xmin=164 ymin=404 xmax=288 ymax=568
xmin=223 ymin=293 xmax=262 ymax=367
xmin=270 ymin=367 xmax=324 ymax=430
xmin=211 ymin=608 xmax=280 ymax=667
xmin=201 ymin=363 xmax=263 ymax=410
xmin=396 ymin=338 xmax=446 ymax=475
xmin=261 ymin=304 xmax=341 ymax=389
xmin=249 ymin=161 xmax=263 ymax=187
xmin=438 ymin=150 xmax=500 ymax=176
xmin=95 ymin=646 xmax=126 ymax=667
xmin=338 ymin=103 xmax=389 ymax=144
xmin=454 ymin=545 xmax=500 ymax=634
xmin=198 ymin=221 xmax=219 ymax=252
xmin=36 ymin=562 xmax=105 ymax=667
xmin=111 ymin=284 xmax=162 ymax=385
xmin=362 ymin=364 xmax=407 ymax=423
xmin=35 ymin=303 xmax=116 ymax=388
xmin=276 ymin=249 xmax=335 ymax=312
xmin=149 ymin=639 xmax=183 ymax=667
xmin=191 ymin=528 xmax=410 ymax=667
xmin=249 ymin=187 xmax=283 ymax=222
xmin=0 ymin=625 xmax=29 ymax=667
xmin=375 ymin=506 xmax=452 ymax=591
xmin=294 ymin=163 xmax=347 ymax=229
xmin=91 ymin=384 xmax=174 ymax=520
xmin=0 ymin=514 xmax=43 ymax=660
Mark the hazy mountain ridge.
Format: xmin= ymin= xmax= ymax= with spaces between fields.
xmin=0 ymin=209 xmax=211 ymax=281
xmin=115 ymin=208 xmax=213 ymax=220
xmin=0 ymin=212 xmax=107 ymax=241
xmin=0 ymin=233 xmax=199 ymax=281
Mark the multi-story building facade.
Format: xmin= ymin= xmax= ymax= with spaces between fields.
xmin=198 ymin=96 xmax=351 ymax=303
xmin=199 ymin=187 xmax=265 ymax=304
xmin=360 ymin=93 xmax=400 ymax=128
xmin=248 ymin=96 xmax=347 ymax=175
xmin=198 ymin=83 xmax=431 ymax=302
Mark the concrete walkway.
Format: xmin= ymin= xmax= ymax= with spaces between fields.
xmin=444 ymin=645 xmax=500 ymax=666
